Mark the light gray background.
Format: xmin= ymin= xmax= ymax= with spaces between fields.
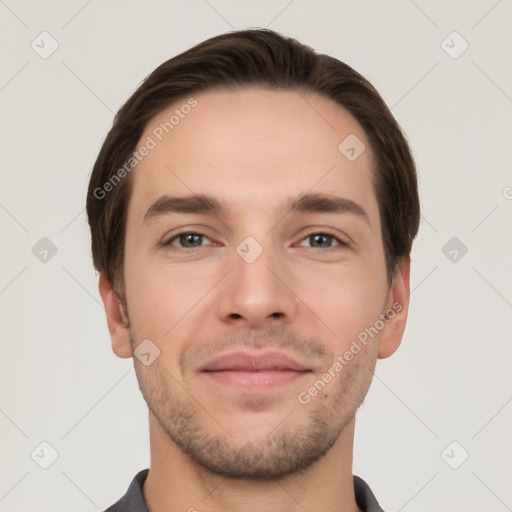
xmin=1 ymin=1 xmax=511 ymax=511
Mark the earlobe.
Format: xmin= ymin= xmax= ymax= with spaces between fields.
xmin=98 ymin=272 xmax=133 ymax=359
xmin=377 ymin=258 xmax=411 ymax=359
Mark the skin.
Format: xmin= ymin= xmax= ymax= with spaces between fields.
xmin=99 ymin=87 xmax=410 ymax=512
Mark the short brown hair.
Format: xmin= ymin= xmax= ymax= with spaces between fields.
xmin=87 ymin=28 xmax=420 ymax=294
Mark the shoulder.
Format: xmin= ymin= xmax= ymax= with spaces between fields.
xmin=353 ymin=475 xmax=385 ymax=512
xmin=103 ymin=469 xmax=150 ymax=512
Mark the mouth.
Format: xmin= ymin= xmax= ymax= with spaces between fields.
xmin=200 ymin=351 xmax=312 ymax=391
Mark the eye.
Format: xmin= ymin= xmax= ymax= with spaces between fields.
xmin=161 ymin=230 xmax=347 ymax=250
xmin=297 ymin=232 xmax=347 ymax=249
xmin=164 ymin=232 xmax=213 ymax=248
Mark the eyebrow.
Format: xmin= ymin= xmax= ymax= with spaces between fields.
xmin=286 ymin=192 xmax=370 ymax=224
xmin=143 ymin=192 xmax=370 ymax=225
xmin=143 ymin=194 xmax=228 ymax=222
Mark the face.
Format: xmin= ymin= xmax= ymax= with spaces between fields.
xmin=101 ymin=87 xmax=409 ymax=479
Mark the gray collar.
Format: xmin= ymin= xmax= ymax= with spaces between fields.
xmin=103 ymin=469 xmax=385 ymax=512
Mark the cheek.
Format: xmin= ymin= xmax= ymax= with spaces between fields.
xmin=295 ymin=259 xmax=388 ymax=349
xmin=123 ymin=248 xmax=218 ymax=341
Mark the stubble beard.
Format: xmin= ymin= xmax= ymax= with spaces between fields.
xmin=132 ymin=338 xmax=374 ymax=480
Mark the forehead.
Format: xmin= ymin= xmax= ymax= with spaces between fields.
xmin=129 ymin=87 xmax=377 ymax=221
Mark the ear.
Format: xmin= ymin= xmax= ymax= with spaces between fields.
xmin=98 ymin=272 xmax=133 ymax=359
xmin=377 ymin=257 xmax=411 ymax=359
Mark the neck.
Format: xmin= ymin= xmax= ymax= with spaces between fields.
xmin=143 ymin=412 xmax=361 ymax=512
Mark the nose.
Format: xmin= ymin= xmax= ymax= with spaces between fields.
xmin=216 ymin=241 xmax=300 ymax=329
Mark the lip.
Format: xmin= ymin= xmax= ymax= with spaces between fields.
xmin=201 ymin=351 xmax=310 ymax=372
xmin=200 ymin=351 xmax=312 ymax=391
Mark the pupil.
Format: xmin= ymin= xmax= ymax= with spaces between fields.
xmin=183 ymin=234 xmax=200 ymax=246
xmin=313 ymin=234 xmax=331 ymax=247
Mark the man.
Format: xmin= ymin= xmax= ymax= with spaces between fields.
xmin=88 ymin=28 xmax=419 ymax=512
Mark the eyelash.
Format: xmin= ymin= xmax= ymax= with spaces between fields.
xmin=162 ymin=230 xmax=349 ymax=250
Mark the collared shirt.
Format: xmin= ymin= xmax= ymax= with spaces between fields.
xmin=103 ymin=469 xmax=385 ymax=511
